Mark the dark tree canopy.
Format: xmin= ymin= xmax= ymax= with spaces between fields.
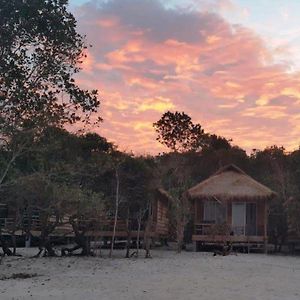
xmin=205 ymin=134 xmax=232 ymax=151
xmin=0 ymin=0 xmax=100 ymax=129
xmin=153 ymin=111 xmax=206 ymax=152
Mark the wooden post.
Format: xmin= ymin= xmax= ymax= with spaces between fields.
xmin=193 ymin=199 xmax=197 ymax=237
xmin=193 ymin=241 xmax=197 ymax=252
xmin=264 ymin=201 xmax=268 ymax=254
xmin=25 ymin=233 xmax=31 ymax=248
xmin=109 ymin=168 xmax=120 ymax=258
xmin=247 ymin=238 xmax=250 ymax=254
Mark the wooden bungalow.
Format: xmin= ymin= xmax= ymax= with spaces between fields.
xmin=0 ymin=188 xmax=170 ymax=244
xmin=187 ymin=164 xmax=276 ymax=252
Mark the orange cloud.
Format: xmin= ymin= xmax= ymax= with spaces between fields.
xmin=136 ymin=97 xmax=175 ymax=113
xmin=96 ymin=17 xmax=119 ymax=28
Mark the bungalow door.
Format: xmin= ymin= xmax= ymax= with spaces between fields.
xmin=232 ymin=203 xmax=246 ymax=235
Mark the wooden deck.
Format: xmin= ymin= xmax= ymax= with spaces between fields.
xmin=0 ymin=216 xmax=165 ymax=239
xmin=0 ymin=193 xmax=170 ymax=241
xmin=192 ymin=234 xmax=265 ymax=243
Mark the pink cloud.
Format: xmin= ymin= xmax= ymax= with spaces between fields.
xmin=74 ymin=0 xmax=300 ymax=154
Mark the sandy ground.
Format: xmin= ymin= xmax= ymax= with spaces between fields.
xmin=0 ymin=248 xmax=300 ymax=300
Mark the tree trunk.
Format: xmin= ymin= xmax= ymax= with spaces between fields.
xmin=136 ymin=211 xmax=142 ymax=258
xmin=278 ymin=235 xmax=285 ymax=253
xmin=34 ymin=233 xmax=56 ymax=257
xmin=82 ymin=236 xmax=91 ymax=255
xmin=125 ymin=210 xmax=131 ymax=258
xmin=0 ymin=153 xmax=18 ymax=187
xmin=125 ymin=235 xmax=131 ymax=258
xmin=25 ymin=232 xmax=32 ymax=248
xmin=11 ymin=234 xmax=16 ymax=255
xmin=96 ymin=236 xmax=103 ymax=257
xmin=144 ymin=220 xmax=151 ymax=258
xmin=0 ymin=234 xmax=13 ymax=256
xmin=34 ymin=215 xmax=60 ymax=258
xmin=109 ymin=168 xmax=120 ymax=258
xmin=61 ymin=232 xmax=92 ymax=256
xmin=62 ymin=218 xmax=93 ymax=256
xmin=177 ymin=220 xmax=184 ymax=253
xmin=274 ymin=238 xmax=278 ymax=253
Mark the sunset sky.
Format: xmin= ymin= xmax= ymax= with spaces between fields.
xmin=69 ymin=0 xmax=300 ymax=154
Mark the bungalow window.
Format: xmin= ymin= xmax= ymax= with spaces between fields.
xmin=203 ymin=200 xmax=226 ymax=224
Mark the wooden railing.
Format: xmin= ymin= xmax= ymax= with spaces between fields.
xmin=194 ymin=223 xmax=215 ymax=235
xmin=0 ymin=218 xmax=15 ymax=229
xmin=0 ymin=217 xmax=41 ymax=231
xmin=0 ymin=217 xmax=157 ymax=235
xmin=194 ymin=223 xmax=262 ymax=237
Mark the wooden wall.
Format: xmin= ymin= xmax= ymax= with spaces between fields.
xmin=193 ymin=198 xmax=267 ymax=236
xmin=153 ymin=199 xmax=169 ymax=236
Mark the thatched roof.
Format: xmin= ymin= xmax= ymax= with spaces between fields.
xmin=187 ymin=164 xmax=276 ymax=201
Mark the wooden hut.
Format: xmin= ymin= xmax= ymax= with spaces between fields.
xmin=187 ymin=164 xmax=276 ymax=252
xmin=0 ymin=188 xmax=171 ymax=242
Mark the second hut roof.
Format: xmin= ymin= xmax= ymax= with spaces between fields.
xmin=187 ymin=164 xmax=276 ymax=201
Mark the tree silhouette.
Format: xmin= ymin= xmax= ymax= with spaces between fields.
xmin=153 ymin=111 xmax=206 ymax=153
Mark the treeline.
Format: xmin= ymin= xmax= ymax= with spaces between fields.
xmin=1 ymin=120 xmax=300 ymax=256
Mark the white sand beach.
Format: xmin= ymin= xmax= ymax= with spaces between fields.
xmin=1 ymin=249 xmax=300 ymax=300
